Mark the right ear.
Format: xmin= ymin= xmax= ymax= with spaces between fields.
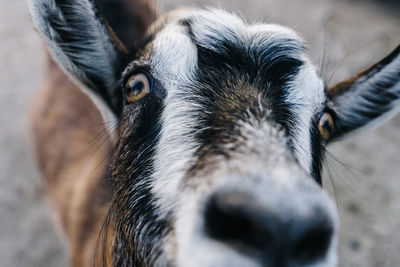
xmin=326 ymin=45 xmax=400 ymax=141
xmin=28 ymin=0 xmax=156 ymax=118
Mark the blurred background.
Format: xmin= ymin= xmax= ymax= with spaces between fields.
xmin=0 ymin=0 xmax=399 ymax=266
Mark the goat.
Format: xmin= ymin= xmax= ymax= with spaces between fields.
xmin=27 ymin=0 xmax=400 ymax=266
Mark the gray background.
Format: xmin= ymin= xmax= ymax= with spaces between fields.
xmin=1 ymin=0 xmax=399 ymax=266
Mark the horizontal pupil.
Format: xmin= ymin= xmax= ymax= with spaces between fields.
xmin=322 ymin=119 xmax=332 ymax=133
xmin=129 ymin=81 xmax=144 ymax=92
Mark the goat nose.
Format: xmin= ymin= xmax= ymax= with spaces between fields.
xmin=203 ymin=190 xmax=334 ymax=265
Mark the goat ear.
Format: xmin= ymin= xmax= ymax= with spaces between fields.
xmin=97 ymin=0 xmax=157 ymax=50
xmin=326 ymin=45 xmax=400 ymax=141
xmin=28 ymin=0 xmax=156 ymax=118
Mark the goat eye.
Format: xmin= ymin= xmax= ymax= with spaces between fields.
xmin=318 ymin=112 xmax=334 ymax=141
xmin=125 ymin=73 xmax=151 ymax=103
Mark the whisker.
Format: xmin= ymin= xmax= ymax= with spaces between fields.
xmin=325 ymin=149 xmax=362 ymax=200
xmin=323 ymin=159 xmax=340 ymax=207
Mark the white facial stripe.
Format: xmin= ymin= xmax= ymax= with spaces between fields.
xmin=150 ymin=96 xmax=199 ymax=214
xmin=150 ymin=22 xmax=198 ymax=82
xmin=148 ymin=17 xmax=201 ymax=214
xmin=287 ymin=61 xmax=326 ymax=172
xmin=148 ymin=20 xmax=200 ymax=214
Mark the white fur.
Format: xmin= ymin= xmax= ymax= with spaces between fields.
xmin=147 ymin=9 xmax=336 ymax=266
xmin=248 ymin=23 xmax=302 ymax=42
xmin=150 ymin=19 xmax=200 ymax=213
xmin=186 ymin=9 xmax=246 ymax=51
xmin=287 ymin=60 xmax=326 ymax=171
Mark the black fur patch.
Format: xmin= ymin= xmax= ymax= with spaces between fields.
xmin=111 ymin=91 xmax=171 ymax=266
xmin=310 ymin=114 xmax=326 ymax=184
xmin=97 ymin=0 xmax=156 ymax=51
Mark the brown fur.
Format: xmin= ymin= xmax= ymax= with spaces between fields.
xmin=27 ymin=1 xmax=158 ymax=265
xmin=28 ymin=52 xmax=114 ymax=266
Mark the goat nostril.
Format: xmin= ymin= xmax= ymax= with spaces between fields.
xmin=290 ymin=222 xmax=333 ymax=264
xmin=204 ymin=192 xmax=271 ymax=250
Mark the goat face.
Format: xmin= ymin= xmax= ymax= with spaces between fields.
xmin=111 ymin=10 xmax=338 ymax=266
xmin=29 ymin=1 xmax=400 ymax=266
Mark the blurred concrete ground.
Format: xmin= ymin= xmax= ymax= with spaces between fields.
xmin=0 ymin=0 xmax=399 ymax=266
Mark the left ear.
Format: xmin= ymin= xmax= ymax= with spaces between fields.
xmin=326 ymin=45 xmax=400 ymax=142
xmin=28 ymin=0 xmax=128 ymax=118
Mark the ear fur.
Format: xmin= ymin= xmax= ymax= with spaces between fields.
xmin=28 ymin=0 xmax=148 ymax=118
xmin=97 ymin=0 xmax=157 ymax=50
xmin=326 ymin=45 xmax=400 ymax=141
